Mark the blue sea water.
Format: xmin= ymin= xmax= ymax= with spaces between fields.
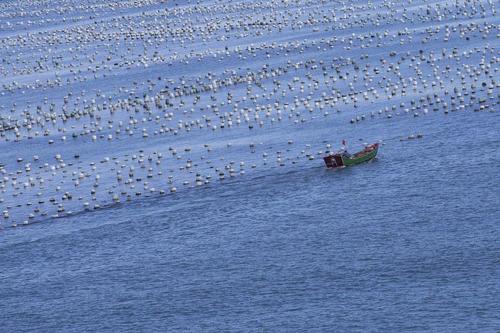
xmin=1 ymin=110 xmax=499 ymax=332
xmin=1 ymin=0 xmax=500 ymax=331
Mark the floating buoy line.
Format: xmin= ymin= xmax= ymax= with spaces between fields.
xmin=0 ymin=0 xmax=498 ymax=229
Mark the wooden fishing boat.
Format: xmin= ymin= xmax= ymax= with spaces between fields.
xmin=323 ymin=143 xmax=379 ymax=169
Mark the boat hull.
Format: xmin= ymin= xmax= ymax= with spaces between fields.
xmin=324 ymin=143 xmax=379 ymax=168
xmin=342 ymin=146 xmax=378 ymax=166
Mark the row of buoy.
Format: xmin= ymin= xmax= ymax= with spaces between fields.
xmin=0 ymin=0 xmax=498 ymax=229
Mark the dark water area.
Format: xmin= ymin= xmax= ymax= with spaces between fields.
xmin=1 ymin=111 xmax=499 ymax=332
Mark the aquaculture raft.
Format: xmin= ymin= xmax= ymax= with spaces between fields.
xmin=323 ymin=143 xmax=379 ymax=169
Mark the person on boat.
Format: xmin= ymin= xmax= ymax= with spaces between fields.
xmin=341 ymin=139 xmax=350 ymax=157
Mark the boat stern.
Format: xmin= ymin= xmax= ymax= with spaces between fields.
xmin=323 ymin=154 xmax=344 ymax=168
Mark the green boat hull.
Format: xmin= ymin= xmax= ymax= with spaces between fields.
xmin=342 ymin=146 xmax=378 ymax=166
xmin=323 ymin=143 xmax=379 ymax=168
